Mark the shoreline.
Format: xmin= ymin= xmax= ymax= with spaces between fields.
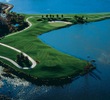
xmin=0 ymin=3 xmax=110 ymax=85
xmin=1 ymin=13 xmax=110 ymax=82
xmin=0 ymin=60 xmax=95 ymax=86
xmin=1 ymin=13 xmax=110 ymax=79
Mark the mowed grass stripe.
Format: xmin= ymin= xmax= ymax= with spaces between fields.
xmin=0 ymin=45 xmax=19 ymax=60
xmin=1 ymin=14 xmax=105 ymax=78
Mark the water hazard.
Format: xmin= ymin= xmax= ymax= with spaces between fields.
xmin=0 ymin=0 xmax=110 ymax=99
xmin=38 ymin=19 xmax=110 ymax=100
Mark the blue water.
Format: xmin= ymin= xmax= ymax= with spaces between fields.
xmin=39 ymin=20 xmax=110 ymax=64
xmin=38 ymin=19 xmax=110 ymax=100
xmin=0 ymin=0 xmax=110 ymax=100
xmin=1 ymin=0 xmax=110 ymax=13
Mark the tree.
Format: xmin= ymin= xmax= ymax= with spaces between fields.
xmin=42 ymin=15 xmax=44 ymax=18
xmin=16 ymin=53 xmax=31 ymax=68
xmin=16 ymin=54 xmax=24 ymax=67
xmin=52 ymin=15 xmax=54 ymax=18
xmin=56 ymin=14 xmax=59 ymax=18
xmin=20 ymin=53 xmax=25 ymax=61
xmin=61 ymin=14 xmax=63 ymax=18
xmin=24 ymin=56 xmax=31 ymax=67
xmin=74 ymin=15 xmax=85 ymax=24
xmin=46 ymin=14 xmax=48 ymax=18
xmin=49 ymin=14 xmax=52 ymax=18
xmin=16 ymin=54 xmax=21 ymax=63
xmin=0 ymin=17 xmax=10 ymax=37
xmin=0 ymin=4 xmax=2 ymax=13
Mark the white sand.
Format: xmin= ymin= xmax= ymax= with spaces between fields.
xmin=48 ymin=21 xmax=72 ymax=24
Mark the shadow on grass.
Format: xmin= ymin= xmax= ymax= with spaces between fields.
xmin=41 ymin=65 xmax=64 ymax=72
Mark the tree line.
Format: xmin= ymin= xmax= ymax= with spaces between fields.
xmin=37 ymin=14 xmax=88 ymax=24
xmin=74 ymin=15 xmax=88 ymax=24
xmin=37 ymin=14 xmax=64 ymax=21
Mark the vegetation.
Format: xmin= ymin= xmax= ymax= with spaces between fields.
xmin=38 ymin=14 xmax=67 ymax=22
xmin=0 ymin=3 xmax=2 ymax=13
xmin=16 ymin=53 xmax=31 ymax=68
xmin=0 ymin=12 xmax=28 ymax=37
xmin=0 ymin=14 xmax=88 ymax=79
xmin=37 ymin=13 xmax=110 ymax=24
xmin=1 ymin=13 xmax=110 ymax=80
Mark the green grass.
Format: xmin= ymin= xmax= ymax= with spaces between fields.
xmin=0 ymin=45 xmax=19 ymax=60
xmin=0 ymin=13 xmax=110 ymax=79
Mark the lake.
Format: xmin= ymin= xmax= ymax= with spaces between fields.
xmin=1 ymin=0 xmax=110 ymax=13
xmin=0 ymin=0 xmax=110 ymax=100
xmin=38 ymin=19 xmax=110 ymax=100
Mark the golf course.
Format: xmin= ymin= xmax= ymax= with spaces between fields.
xmin=1 ymin=12 xmax=110 ymax=80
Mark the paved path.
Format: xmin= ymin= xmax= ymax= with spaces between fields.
xmin=0 ymin=16 xmax=37 ymax=69
xmin=6 ymin=16 xmax=33 ymax=37
xmin=0 ymin=43 xmax=37 ymax=69
xmin=0 ymin=55 xmax=22 ymax=69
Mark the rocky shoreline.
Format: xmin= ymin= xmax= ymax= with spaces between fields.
xmin=0 ymin=94 xmax=11 ymax=100
xmin=0 ymin=60 xmax=95 ymax=86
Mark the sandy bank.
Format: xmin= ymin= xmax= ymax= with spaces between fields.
xmin=48 ymin=21 xmax=72 ymax=24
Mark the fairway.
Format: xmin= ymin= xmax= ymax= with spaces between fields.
xmin=0 ymin=13 xmax=110 ymax=79
xmin=0 ymin=45 xmax=19 ymax=60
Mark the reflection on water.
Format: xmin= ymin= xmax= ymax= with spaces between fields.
xmin=0 ymin=66 xmax=52 ymax=100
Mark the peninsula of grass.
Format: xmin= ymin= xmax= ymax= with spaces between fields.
xmin=0 ymin=13 xmax=110 ymax=82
